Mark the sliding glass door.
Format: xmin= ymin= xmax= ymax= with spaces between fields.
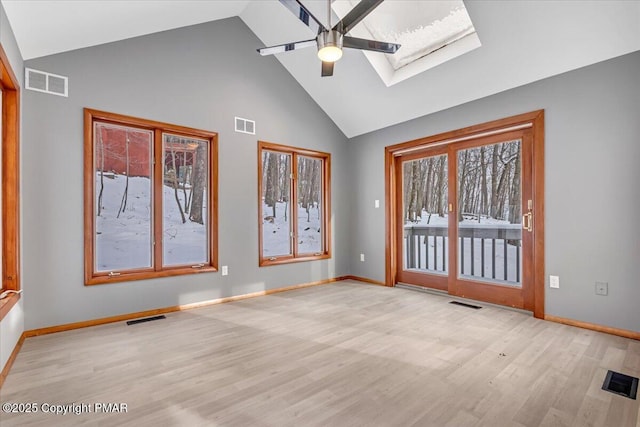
xmin=396 ymin=129 xmax=535 ymax=310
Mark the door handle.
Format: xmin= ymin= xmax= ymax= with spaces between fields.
xmin=522 ymin=212 xmax=533 ymax=232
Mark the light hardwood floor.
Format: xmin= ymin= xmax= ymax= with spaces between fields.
xmin=1 ymin=281 xmax=638 ymax=426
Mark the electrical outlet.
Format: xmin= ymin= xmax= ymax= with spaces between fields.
xmin=360 ymin=253 xmax=365 ymax=262
xmin=549 ymin=275 xmax=559 ymax=288
xmin=221 ymin=265 xmax=228 ymax=276
xmin=595 ymin=282 xmax=608 ymax=296
xmin=374 ymin=200 xmax=380 ymax=208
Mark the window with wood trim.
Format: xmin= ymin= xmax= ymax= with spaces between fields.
xmin=84 ymin=109 xmax=218 ymax=285
xmin=0 ymin=43 xmax=20 ymax=320
xmin=258 ymin=141 xmax=331 ymax=266
xmin=1 ymin=89 xmax=3 ymax=292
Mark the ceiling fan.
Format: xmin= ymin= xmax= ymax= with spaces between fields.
xmin=257 ymin=0 xmax=401 ymax=77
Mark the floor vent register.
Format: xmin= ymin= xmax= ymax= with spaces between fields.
xmin=126 ymin=315 xmax=167 ymax=326
xmin=602 ymin=370 xmax=638 ymax=400
xmin=449 ymin=301 xmax=482 ymax=309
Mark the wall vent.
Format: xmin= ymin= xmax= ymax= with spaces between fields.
xmin=235 ymin=117 xmax=255 ymax=135
xmin=25 ymin=68 xmax=68 ymax=97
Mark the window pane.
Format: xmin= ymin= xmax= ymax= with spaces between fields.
xmin=297 ymin=156 xmax=323 ymax=255
xmin=162 ymin=134 xmax=209 ymax=266
xmin=457 ymin=140 xmax=522 ymax=286
xmin=94 ymin=122 xmax=153 ymax=272
xmin=402 ymin=154 xmax=449 ymax=273
xmin=262 ymin=151 xmax=292 ymax=257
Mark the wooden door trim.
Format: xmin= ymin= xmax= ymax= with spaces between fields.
xmin=385 ymin=110 xmax=545 ymax=318
xmin=531 ymin=112 xmax=545 ymax=319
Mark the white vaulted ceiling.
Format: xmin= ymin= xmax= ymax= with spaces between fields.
xmin=2 ymin=0 xmax=640 ymax=137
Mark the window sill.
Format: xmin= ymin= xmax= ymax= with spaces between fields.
xmin=85 ymin=266 xmax=218 ymax=286
xmin=259 ymin=254 xmax=331 ymax=267
xmin=0 ymin=293 xmax=21 ymax=322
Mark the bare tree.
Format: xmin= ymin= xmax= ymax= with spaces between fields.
xmin=189 ymin=142 xmax=207 ymax=224
xmin=508 ymin=142 xmax=521 ymax=224
xmin=169 ymin=146 xmax=186 ymax=223
xmin=116 ymin=133 xmax=130 ymax=218
xmin=434 ymin=156 xmax=446 ymax=217
xmin=97 ymin=129 xmax=105 ymax=216
xmin=181 ymin=148 xmax=189 ymax=214
xmin=264 ymin=152 xmax=278 ymax=218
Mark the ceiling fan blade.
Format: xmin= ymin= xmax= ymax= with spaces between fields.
xmin=343 ymin=36 xmax=400 ymax=54
xmin=321 ymin=61 xmax=334 ymax=77
xmin=333 ymin=0 xmax=384 ymax=34
xmin=257 ymin=39 xmax=317 ymax=56
xmin=279 ymin=0 xmax=326 ymax=35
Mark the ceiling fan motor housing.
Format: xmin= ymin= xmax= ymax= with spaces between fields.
xmin=317 ymin=30 xmax=344 ymax=51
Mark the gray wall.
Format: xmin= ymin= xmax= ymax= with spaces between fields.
xmin=22 ymin=17 xmax=350 ymax=330
xmin=347 ymin=51 xmax=640 ymax=333
xmin=0 ymin=1 xmax=24 ymax=371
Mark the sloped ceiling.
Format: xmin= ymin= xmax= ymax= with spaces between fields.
xmin=3 ymin=0 xmax=640 ymax=137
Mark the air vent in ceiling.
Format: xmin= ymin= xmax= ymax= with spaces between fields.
xmin=25 ymin=68 xmax=68 ymax=97
xmin=235 ymin=117 xmax=255 ymax=135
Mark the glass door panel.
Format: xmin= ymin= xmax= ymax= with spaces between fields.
xmin=402 ymin=153 xmax=448 ymax=275
xmin=456 ymin=140 xmax=522 ymax=287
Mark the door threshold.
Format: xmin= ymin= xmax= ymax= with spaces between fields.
xmin=396 ymin=282 xmax=532 ymax=316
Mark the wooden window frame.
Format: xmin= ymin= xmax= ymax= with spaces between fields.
xmin=258 ymin=141 xmax=331 ymax=267
xmin=0 ymin=43 xmax=20 ymax=321
xmin=84 ymin=109 xmax=218 ymax=285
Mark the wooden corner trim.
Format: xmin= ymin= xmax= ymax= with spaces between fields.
xmin=343 ymin=275 xmax=387 ymax=286
xmin=545 ymin=314 xmax=640 ymax=341
xmin=0 ymin=331 xmax=25 ymax=389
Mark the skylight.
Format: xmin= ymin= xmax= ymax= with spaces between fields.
xmin=332 ymin=0 xmax=481 ymax=86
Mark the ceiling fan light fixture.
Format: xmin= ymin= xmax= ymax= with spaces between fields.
xmin=317 ymin=30 xmax=344 ymax=63
xmin=318 ymin=45 xmax=342 ymax=62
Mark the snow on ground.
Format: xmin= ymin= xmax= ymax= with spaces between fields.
xmin=162 ymin=185 xmax=208 ymax=266
xmin=404 ymin=210 xmax=522 ymax=285
xmin=95 ymin=173 xmax=207 ymax=271
xmin=262 ymin=201 xmax=322 ymax=257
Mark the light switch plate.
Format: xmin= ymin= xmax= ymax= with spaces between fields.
xmin=550 ymin=275 xmax=559 ymax=288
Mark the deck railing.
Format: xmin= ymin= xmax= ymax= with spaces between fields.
xmin=404 ymin=223 xmax=522 ymax=283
